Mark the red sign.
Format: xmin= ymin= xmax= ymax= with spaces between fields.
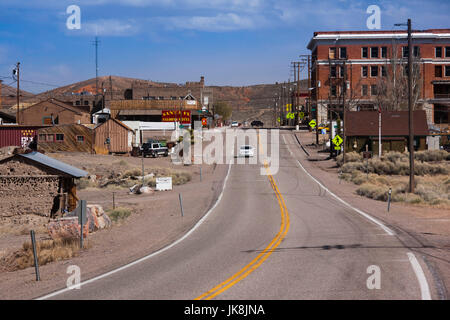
xmin=202 ymin=118 xmax=207 ymax=126
xmin=162 ymin=110 xmax=191 ymax=124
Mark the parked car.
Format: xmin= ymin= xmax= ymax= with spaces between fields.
xmin=231 ymin=121 xmax=239 ymax=127
xmin=239 ymin=145 xmax=255 ymax=157
xmin=141 ymin=142 xmax=169 ymax=158
xmin=251 ymin=120 xmax=264 ymax=127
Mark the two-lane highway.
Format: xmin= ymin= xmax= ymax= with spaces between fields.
xmin=40 ymin=130 xmax=432 ymax=300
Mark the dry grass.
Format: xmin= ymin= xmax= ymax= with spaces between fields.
xmin=0 ymin=238 xmax=89 ymax=272
xmin=107 ymin=207 xmax=132 ymax=223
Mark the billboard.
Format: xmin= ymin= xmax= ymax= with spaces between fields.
xmin=162 ymin=110 xmax=191 ymax=124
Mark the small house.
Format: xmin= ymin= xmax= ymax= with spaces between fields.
xmin=344 ymin=110 xmax=429 ymax=154
xmin=0 ymin=150 xmax=87 ymax=219
xmin=18 ymin=98 xmax=90 ymax=126
xmin=94 ymin=118 xmax=134 ymax=154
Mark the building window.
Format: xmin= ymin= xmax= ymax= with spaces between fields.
xmin=84 ymin=100 xmax=89 ymax=106
xmin=362 ymin=47 xmax=368 ymax=58
xmin=330 ymin=85 xmax=337 ymax=97
xmin=435 ymin=47 xmax=442 ymax=58
xmin=362 ymin=66 xmax=368 ymax=77
xmin=362 ymin=85 xmax=368 ymax=96
xmin=402 ymin=46 xmax=409 ymax=58
xmin=159 ymin=96 xmax=164 ymax=100
xmin=339 ymin=47 xmax=347 ymax=59
xmin=413 ymin=46 xmax=420 ymax=57
xmin=330 ymin=66 xmax=337 ymax=78
xmin=77 ymin=135 xmax=85 ymax=142
xmin=46 ymin=134 xmax=54 ymax=142
xmin=75 ymin=100 xmax=80 ymax=106
xmin=371 ymin=47 xmax=379 ymax=58
xmin=339 ymin=66 xmax=346 ymax=78
xmin=446 ymin=47 xmax=450 ymax=58
xmin=435 ymin=66 xmax=443 ymax=77
xmin=381 ymin=66 xmax=387 ymax=77
xmin=329 ymin=47 xmax=337 ymax=59
xmin=55 ymin=134 xmax=64 ymax=142
xmin=403 ymin=65 xmax=409 ymax=76
xmin=38 ymin=134 xmax=46 ymax=141
xmin=381 ymin=47 xmax=388 ymax=58
xmin=371 ymin=85 xmax=378 ymax=96
xmin=371 ymin=66 xmax=379 ymax=77
xmin=446 ymin=66 xmax=450 ymax=77
xmin=42 ymin=117 xmax=52 ymax=125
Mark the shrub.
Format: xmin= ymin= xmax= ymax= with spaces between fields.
xmin=382 ymin=152 xmax=407 ymax=163
xmin=76 ymin=177 xmax=97 ymax=190
xmin=342 ymin=162 xmax=365 ymax=173
xmin=107 ymin=207 xmax=132 ymax=222
xmin=122 ymin=168 xmax=142 ymax=178
xmin=336 ymin=152 xmax=363 ymax=166
xmin=356 ymin=183 xmax=389 ymax=201
xmin=415 ymin=150 xmax=449 ymax=162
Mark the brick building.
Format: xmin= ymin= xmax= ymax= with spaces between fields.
xmin=307 ymin=29 xmax=450 ymax=128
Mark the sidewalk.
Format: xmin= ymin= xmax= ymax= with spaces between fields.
xmin=292 ymin=130 xmax=450 ymax=300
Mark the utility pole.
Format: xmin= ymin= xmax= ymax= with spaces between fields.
xmin=93 ymin=37 xmax=100 ymax=113
xmin=342 ymin=61 xmax=347 ymax=163
xmin=395 ymin=19 xmax=415 ymax=193
xmin=15 ymin=62 xmax=20 ymax=124
xmin=407 ymin=19 xmax=415 ymax=193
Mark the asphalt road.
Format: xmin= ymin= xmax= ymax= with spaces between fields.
xmin=42 ymin=130 xmax=431 ymax=300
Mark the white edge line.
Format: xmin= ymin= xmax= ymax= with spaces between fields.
xmin=282 ymin=134 xmax=395 ymax=236
xmin=407 ymin=252 xmax=432 ymax=300
xmin=37 ymin=163 xmax=233 ymax=300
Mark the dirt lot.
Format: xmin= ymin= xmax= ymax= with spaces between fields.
xmin=0 ymin=150 xmax=228 ymax=299
xmin=294 ymin=130 xmax=450 ymax=300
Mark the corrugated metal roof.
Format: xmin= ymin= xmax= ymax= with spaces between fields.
xmin=19 ymin=151 xmax=88 ymax=178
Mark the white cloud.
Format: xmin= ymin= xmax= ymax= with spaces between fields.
xmin=166 ymin=13 xmax=264 ymax=31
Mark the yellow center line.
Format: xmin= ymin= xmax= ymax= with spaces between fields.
xmin=194 ymin=131 xmax=290 ymax=300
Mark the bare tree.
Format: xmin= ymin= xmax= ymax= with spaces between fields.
xmin=376 ymin=42 xmax=423 ymax=111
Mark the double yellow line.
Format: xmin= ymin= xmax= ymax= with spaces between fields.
xmin=195 ymin=133 xmax=290 ymax=300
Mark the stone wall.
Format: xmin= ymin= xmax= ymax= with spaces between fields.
xmin=0 ymin=157 xmax=60 ymax=218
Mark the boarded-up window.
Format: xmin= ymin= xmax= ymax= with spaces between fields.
xmin=47 ymin=134 xmax=54 ymax=142
xmin=39 ymin=134 xmax=46 ymax=141
xmin=42 ymin=117 xmax=52 ymax=125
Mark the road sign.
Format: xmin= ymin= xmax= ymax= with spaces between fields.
xmin=277 ymin=117 xmax=281 ymax=123
xmin=286 ymin=112 xmax=295 ymax=119
xmin=202 ymin=118 xmax=207 ymax=126
xmin=334 ymin=146 xmax=341 ymax=150
xmin=332 ymin=135 xmax=343 ymax=147
xmin=309 ymin=120 xmax=317 ymax=128
xmin=299 ymin=112 xmax=305 ymax=119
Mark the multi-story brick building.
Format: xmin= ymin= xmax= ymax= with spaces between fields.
xmin=307 ymin=29 xmax=450 ymax=129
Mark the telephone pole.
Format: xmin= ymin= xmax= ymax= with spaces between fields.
xmin=407 ymin=19 xmax=415 ymax=193
xmin=15 ymin=62 xmax=20 ymax=124
xmin=93 ymin=37 xmax=101 ymax=113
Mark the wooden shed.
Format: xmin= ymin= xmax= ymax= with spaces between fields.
xmin=37 ymin=124 xmax=93 ymax=153
xmin=94 ymin=118 xmax=134 ymax=154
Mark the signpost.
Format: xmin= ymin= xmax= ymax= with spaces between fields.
xmin=332 ymin=135 xmax=343 ymax=152
xmin=299 ymin=112 xmax=305 ymax=120
xmin=78 ymin=200 xmax=87 ymax=249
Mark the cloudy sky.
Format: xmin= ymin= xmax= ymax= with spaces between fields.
xmin=0 ymin=0 xmax=449 ymax=92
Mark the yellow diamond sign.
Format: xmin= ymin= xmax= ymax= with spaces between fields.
xmin=309 ymin=120 xmax=317 ymax=128
xmin=332 ymin=135 xmax=343 ymax=147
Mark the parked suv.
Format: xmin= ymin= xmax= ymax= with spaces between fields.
xmin=141 ymin=142 xmax=169 ymax=158
xmin=251 ymin=120 xmax=264 ymax=127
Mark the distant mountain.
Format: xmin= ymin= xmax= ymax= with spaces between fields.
xmin=0 ymin=82 xmax=34 ymax=111
xmin=2 ymin=75 xmax=308 ymax=123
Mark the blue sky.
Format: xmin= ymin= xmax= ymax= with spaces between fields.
xmin=0 ymin=0 xmax=449 ymax=93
